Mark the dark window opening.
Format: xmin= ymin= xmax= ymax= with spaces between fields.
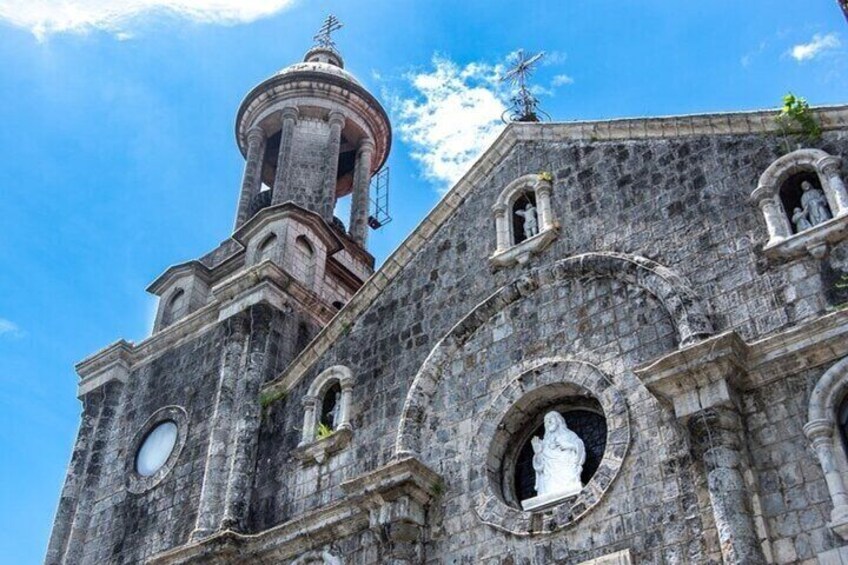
xmin=320 ymin=382 xmax=342 ymax=429
xmin=839 ymin=397 xmax=848 ymax=459
xmin=332 ymin=301 xmax=344 ymax=310
xmin=512 ymin=191 xmax=538 ymax=245
xmin=261 ymin=129 xmax=282 ymax=189
xmin=780 ymin=172 xmax=827 ymax=233
xmin=513 ymin=409 xmax=607 ymax=503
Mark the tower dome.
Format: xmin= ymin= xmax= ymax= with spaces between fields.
xmin=232 ymin=19 xmax=391 ymax=248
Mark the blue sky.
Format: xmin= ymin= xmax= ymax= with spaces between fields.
xmin=0 ymin=0 xmax=845 ymax=561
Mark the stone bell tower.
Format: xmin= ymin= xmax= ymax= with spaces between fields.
xmin=233 ymin=16 xmax=391 ymax=248
xmin=45 ymin=18 xmax=392 ymax=565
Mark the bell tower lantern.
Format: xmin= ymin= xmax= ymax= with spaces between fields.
xmin=232 ymin=15 xmax=391 ymax=249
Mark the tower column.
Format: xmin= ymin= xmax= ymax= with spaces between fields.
xmin=271 ymin=106 xmax=299 ymax=205
xmin=322 ymin=110 xmax=346 ymax=220
xmin=349 ymin=139 xmax=375 ymax=246
xmin=234 ymin=126 xmax=266 ymax=229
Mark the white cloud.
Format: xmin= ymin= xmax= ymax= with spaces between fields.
xmin=542 ymin=51 xmax=568 ymax=66
xmin=394 ymin=55 xmax=509 ymax=191
xmin=0 ymin=318 xmax=23 ymax=338
xmin=551 ymin=74 xmax=574 ymax=87
xmin=789 ymin=33 xmax=841 ymax=62
xmin=0 ymin=0 xmax=296 ymax=41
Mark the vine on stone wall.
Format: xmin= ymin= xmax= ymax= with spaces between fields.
xmin=776 ymin=93 xmax=822 ymax=152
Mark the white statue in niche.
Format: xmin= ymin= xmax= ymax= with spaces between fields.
xmin=514 ymin=201 xmax=539 ymax=240
xmin=800 ymin=180 xmax=832 ymax=227
xmin=522 ymin=411 xmax=586 ymax=511
xmin=328 ymin=391 xmax=341 ymax=429
xmin=792 ymin=207 xmax=812 ymax=232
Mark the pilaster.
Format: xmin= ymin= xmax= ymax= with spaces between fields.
xmin=635 ymin=333 xmax=767 ymax=564
xmin=191 ymin=313 xmax=250 ymax=540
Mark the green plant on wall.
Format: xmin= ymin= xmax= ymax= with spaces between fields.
xmin=316 ymin=422 xmax=334 ymax=440
xmin=259 ymin=388 xmax=286 ymax=409
xmin=836 ymin=273 xmax=848 ymax=310
xmin=776 ymin=93 xmax=821 ymax=151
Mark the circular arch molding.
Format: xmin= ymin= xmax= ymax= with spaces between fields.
xmin=469 ymin=357 xmax=629 ymax=536
xmin=394 ymin=251 xmax=712 ymax=458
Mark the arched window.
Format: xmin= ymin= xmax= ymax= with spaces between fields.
xmin=752 ymin=149 xmax=847 ymax=259
xmin=296 ymin=366 xmax=355 ymax=463
xmin=490 ymin=173 xmax=558 ymax=268
xmin=257 ymin=233 xmax=278 ymax=262
xmin=294 ymin=235 xmax=316 ymax=288
xmin=161 ymin=288 xmax=185 ymax=327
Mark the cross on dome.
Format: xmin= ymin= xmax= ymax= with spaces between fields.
xmin=313 ymin=14 xmax=344 ymax=49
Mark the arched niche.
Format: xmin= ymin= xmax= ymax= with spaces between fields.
xmin=752 ymin=149 xmax=848 ymax=259
xmin=490 ymin=173 xmax=559 ymax=268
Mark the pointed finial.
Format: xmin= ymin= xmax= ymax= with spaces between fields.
xmin=500 ymin=50 xmax=549 ymax=122
xmin=313 ymin=14 xmax=344 ymax=50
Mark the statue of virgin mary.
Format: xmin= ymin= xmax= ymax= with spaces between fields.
xmin=529 ymin=412 xmax=585 ymax=502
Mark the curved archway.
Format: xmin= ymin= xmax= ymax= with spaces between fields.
xmin=805 ymin=356 xmax=848 ymax=539
xmin=394 ymin=251 xmax=712 ymax=457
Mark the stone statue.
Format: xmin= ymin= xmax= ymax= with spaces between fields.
xmin=328 ymin=391 xmax=341 ymax=429
xmin=792 ymin=207 xmax=812 ymax=232
xmin=800 ymin=180 xmax=832 ymax=227
xmin=529 ymin=412 xmax=585 ymax=502
xmin=321 ymin=549 xmax=343 ymax=565
xmin=514 ymin=201 xmax=539 ymax=239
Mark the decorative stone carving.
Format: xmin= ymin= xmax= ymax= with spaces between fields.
xmin=522 ymin=411 xmax=586 ymax=511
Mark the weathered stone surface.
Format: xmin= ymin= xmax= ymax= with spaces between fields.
xmin=46 ymin=38 xmax=848 ymax=565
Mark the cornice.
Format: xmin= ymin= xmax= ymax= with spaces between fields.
xmin=76 ymin=262 xmax=336 ymax=397
xmin=148 ymin=457 xmax=441 ymax=565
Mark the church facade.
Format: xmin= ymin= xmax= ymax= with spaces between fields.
xmin=46 ymin=29 xmax=848 ymax=565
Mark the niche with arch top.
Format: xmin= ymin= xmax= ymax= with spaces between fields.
xmin=294 ymin=235 xmax=316 ymax=288
xmin=257 ymin=232 xmax=278 ymax=263
xmin=161 ymin=288 xmax=185 ymax=327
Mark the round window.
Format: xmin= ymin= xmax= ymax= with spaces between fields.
xmin=135 ymin=420 xmax=178 ymax=477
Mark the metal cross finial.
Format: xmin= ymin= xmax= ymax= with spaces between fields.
xmin=501 ymin=49 xmax=548 ymax=123
xmin=313 ymin=14 xmax=344 ymax=49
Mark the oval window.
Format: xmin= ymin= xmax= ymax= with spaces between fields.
xmin=136 ymin=421 xmax=178 ymax=477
